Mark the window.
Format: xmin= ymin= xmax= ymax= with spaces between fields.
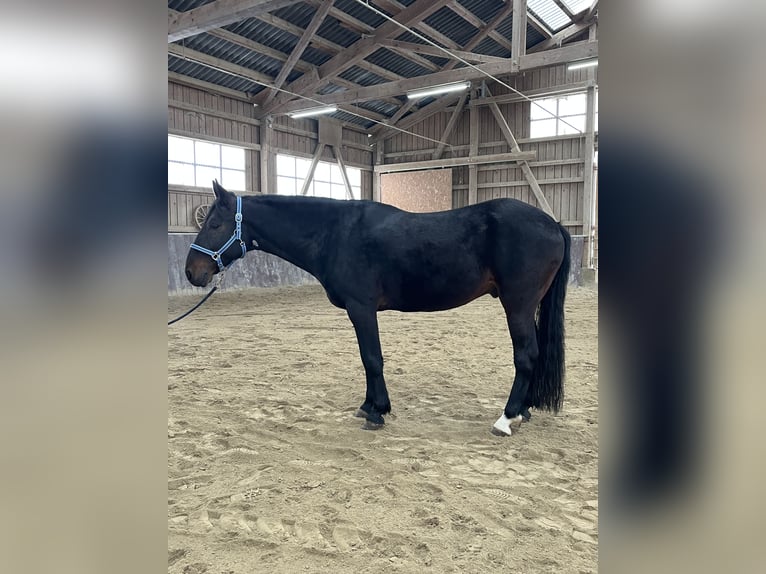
xmin=529 ymin=91 xmax=598 ymax=139
xmin=168 ymin=135 xmax=247 ymax=190
xmin=276 ymin=153 xmax=361 ymax=200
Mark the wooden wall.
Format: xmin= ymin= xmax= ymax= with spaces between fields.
xmin=168 ymin=81 xmax=373 ymax=231
xmin=383 ymin=64 xmax=598 ymax=238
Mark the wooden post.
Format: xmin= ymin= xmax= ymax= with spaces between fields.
xmin=299 ymin=142 xmax=324 ymax=196
xmin=433 ymin=91 xmax=468 ymax=160
xmin=468 ymin=91 xmax=479 ymax=205
xmin=484 ymin=87 xmax=556 ymax=219
xmin=333 ymin=146 xmax=354 ymax=199
xmin=582 ymin=85 xmax=596 ymax=268
xmin=259 ymin=115 xmax=272 ymax=193
xmin=372 ymin=143 xmax=383 ymax=202
xmin=511 ymin=0 xmax=527 ymax=72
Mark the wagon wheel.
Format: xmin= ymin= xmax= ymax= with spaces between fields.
xmin=194 ymin=204 xmax=211 ymax=230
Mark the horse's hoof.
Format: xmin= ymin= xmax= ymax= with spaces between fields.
xmin=354 ymin=408 xmax=369 ymax=418
xmin=521 ymin=408 xmax=532 ymax=422
xmin=361 ymin=420 xmax=384 ymax=431
xmin=492 ymin=413 xmax=522 ymax=437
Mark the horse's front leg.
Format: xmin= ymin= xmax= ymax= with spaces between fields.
xmin=346 ymin=302 xmax=390 ymax=430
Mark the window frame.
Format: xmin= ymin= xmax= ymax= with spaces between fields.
xmin=168 ymin=134 xmax=247 ymax=191
xmin=275 ymin=153 xmax=362 ymax=201
xmin=529 ymin=91 xmax=598 ymax=139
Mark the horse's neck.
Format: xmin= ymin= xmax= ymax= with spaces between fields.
xmin=243 ymin=196 xmax=339 ymax=277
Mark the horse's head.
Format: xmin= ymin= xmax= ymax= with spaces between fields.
xmin=185 ymin=181 xmax=245 ymax=287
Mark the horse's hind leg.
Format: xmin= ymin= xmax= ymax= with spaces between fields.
xmin=493 ymin=304 xmax=539 ymax=437
xmin=346 ymin=302 xmax=391 ymax=430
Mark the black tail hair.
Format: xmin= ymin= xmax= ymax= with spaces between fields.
xmin=530 ymin=225 xmax=571 ymax=412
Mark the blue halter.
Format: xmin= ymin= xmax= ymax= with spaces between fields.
xmin=190 ymin=195 xmax=247 ymax=272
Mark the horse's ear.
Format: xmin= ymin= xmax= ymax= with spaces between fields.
xmin=212 ymin=179 xmax=226 ymax=199
xmin=212 ymin=179 xmax=235 ymax=208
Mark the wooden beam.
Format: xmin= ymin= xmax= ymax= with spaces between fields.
xmin=168 ymin=72 xmax=252 ymax=103
xmin=168 ymin=44 xmax=274 ymax=88
xmin=582 ymin=85 xmax=596 ymax=265
xmin=433 ymin=91 xmax=468 ymax=160
xmin=276 ymin=41 xmax=597 ymax=113
xmin=468 ymin=97 xmax=479 ymax=205
xmin=168 ymin=0 xmax=301 ymax=43
xmin=528 ymin=18 xmax=593 ymax=53
xmin=299 ymin=142 xmax=324 ymax=196
xmin=260 ymin=116 xmax=273 ymax=193
xmin=445 ymin=3 xmax=514 ymax=70
xmin=333 ymin=146 xmax=355 ymax=199
xmin=484 ymin=87 xmax=555 ymax=218
xmin=527 ymin=12 xmax=553 ymax=38
xmin=257 ymin=1 xmax=332 ymax=108
xmin=447 ymin=1 xmax=512 ymax=53
xmin=374 ymin=0 xmax=462 ymax=51
xmin=338 ymin=104 xmax=389 ymax=125
xmin=265 ymin=0 xmax=453 ymax=114
xmin=370 ymin=99 xmax=415 ymax=137
xmin=467 ymin=80 xmax=594 ymax=107
xmin=374 ymin=151 xmax=536 ymax=173
xmin=380 ymin=40 xmax=508 ymax=64
xmin=372 ymin=144 xmax=384 ymax=202
xmin=551 ymin=0 xmax=575 ymax=20
xmin=375 ymin=94 xmax=459 ymax=141
xmin=583 ymin=0 xmax=599 ymax=21
xmin=303 ymin=1 xmax=441 ymax=72
xmin=511 ymin=0 xmax=527 ymax=72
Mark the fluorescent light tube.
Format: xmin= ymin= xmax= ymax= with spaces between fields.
xmin=288 ymin=105 xmax=337 ymax=119
xmin=567 ymin=59 xmax=598 ymax=71
xmin=406 ymin=81 xmax=470 ymax=100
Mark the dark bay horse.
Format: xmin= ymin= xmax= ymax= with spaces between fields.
xmin=185 ymin=181 xmax=570 ymax=436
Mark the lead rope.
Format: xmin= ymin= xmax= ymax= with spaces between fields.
xmin=167 ymin=270 xmax=226 ymax=326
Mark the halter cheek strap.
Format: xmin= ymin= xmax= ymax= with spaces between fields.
xmin=189 ymin=195 xmax=247 ymax=271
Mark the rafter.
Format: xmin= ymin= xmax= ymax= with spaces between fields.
xmin=375 ymin=94 xmax=460 ymax=141
xmin=528 ymin=18 xmax=594 ymax=53
xmin=168 ymin=44 xmax=274 ymax=88
xmin=444 ymin=3 xmax=514 ymax=71
xmin=265 ymin=0 xmax=453 ymax=114
xmin=433 ymin=91 xmax=468 ymax=159
xmin=370 ymin=99 xmax=416 ymax=136
xmin=379 ymin=40 xmax=508 ymax=64
xmin=551 ymin=0 xmax=575 ymax=21
xmin=447 ymin=1 xmax=512 ymax=53
xmin=372 ymin=0 xmax=462 ymax=50
xmin=512 ymin=0 xmax=528 ymax=71
xmin=256 ymin=2 xmax=332 ymax=108
xmin=303 ymin=0 xmax=441 ymax=72
xmin=168 ymin=0 xmax=301 ymax=43
xmin=277 ymin=41 xmax=597 ymax=113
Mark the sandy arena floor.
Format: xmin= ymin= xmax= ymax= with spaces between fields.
xmin=168 ymin=285 xmax=598 ymax=573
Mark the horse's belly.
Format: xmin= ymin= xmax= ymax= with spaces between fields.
xmin=382 ymin=270 xmax=497 ymax=312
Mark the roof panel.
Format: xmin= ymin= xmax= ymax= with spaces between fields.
xmin=454 ymin=0 xmax=508 ymax=23
xmin=168 ymin=54 xmax=265 ymax=95
xmin=563 ymin=0 xmax=592 ymax=14
xmin=366 ymin=48 xmax=434 ymax=79
xmin=424 ymin=6 xmax=478 ymax=47
xmin=527 ymin=0 xmax=572 ymax=32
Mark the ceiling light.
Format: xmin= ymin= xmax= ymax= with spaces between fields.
xmin=288 ymin=105 xmax=337 ymax=119
xmin=406 ymin=81 xmax=470 ymax=100
xmin=567 ymin=59 xmax=598 ymax=71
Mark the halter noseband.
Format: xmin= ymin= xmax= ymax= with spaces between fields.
xmin=189 ymin=195 xmax=247 ymax=272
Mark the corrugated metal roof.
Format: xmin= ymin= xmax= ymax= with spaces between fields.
xmin=366 ymin=48 xmax=435 ymax=78
xmin=455 ymin=0 xmax=508 ymax=23
xmin=333 ymin=0 xmax=388 ymax=28
xmin=563 ymin=0 xmax=592 ymax=14
xmin=424 ymin=6 xmax=479 ymax=47
xmin=168 ymin=55 xmax=265 ymax=95
xmin=527 ymin=0 xmax=571 ymax=32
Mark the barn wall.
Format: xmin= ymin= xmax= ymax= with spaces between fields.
xmin=383 ymin=64 xmax=598 ymax=239
xmin=168 ymin=81 xmax=374 ymax=232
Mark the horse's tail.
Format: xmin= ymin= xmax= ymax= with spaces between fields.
xmin=530 ymin=225 xmax=571 ymax=412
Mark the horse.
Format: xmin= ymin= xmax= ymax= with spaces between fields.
xmin=185 ymin=181 xmax=570 ymax=436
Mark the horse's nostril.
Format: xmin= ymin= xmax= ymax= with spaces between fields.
xmin=185 ymin=269 xmax=192 ymax=281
